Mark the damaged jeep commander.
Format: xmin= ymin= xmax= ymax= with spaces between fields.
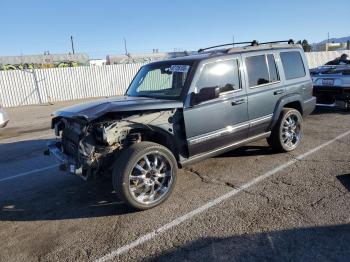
xmin=46 ymin=40 xmax=316 ymax=210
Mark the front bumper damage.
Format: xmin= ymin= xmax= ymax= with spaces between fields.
xmin=45 ymin=141 xmax=86 ymax=179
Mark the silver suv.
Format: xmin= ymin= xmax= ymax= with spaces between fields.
xmin=46 ymin=40 xmax=316 ymax=210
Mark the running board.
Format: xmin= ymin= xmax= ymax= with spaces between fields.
xmin=180 ymin=132 xmax=271 ymax=166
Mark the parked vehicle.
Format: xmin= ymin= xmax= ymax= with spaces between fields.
xmin=45 ymin=40 xmax=316 ymax=210
xmin=324 ymin=54 xmax=350 ymax=66
xmin=0 ymin=105 xmax=9 ymax=128
xmin=310 ymin=61 xmax=350 ymax=110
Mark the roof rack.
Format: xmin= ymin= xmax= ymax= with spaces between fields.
xmin=198 ymin=39 xmax=294 ymax=53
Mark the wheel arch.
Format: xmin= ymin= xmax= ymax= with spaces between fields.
xmin=130 ymin=125 xmax=180 ymax=161
xmin=269 ymin=94 xmax=304 ymax=130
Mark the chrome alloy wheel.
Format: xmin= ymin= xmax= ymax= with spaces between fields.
xmin=128 ymin=151 xmax=173 ymax=205
xmin=281 ymin=114 xmax=301 ymax=150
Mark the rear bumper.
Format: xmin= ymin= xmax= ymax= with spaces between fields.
xmin=313 ymin=86 xmax=350 ymax=108
xmin=45 ymin=141 xmax=83 ymax=176
xmin=303 ymin=96 xmax=316 ymax=116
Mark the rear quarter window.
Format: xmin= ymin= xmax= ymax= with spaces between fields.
xmin=280 ymin=51 xmax=306 ymax=80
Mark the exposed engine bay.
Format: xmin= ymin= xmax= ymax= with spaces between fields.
xmin=49 ymin=109 xmax=185 ymax=180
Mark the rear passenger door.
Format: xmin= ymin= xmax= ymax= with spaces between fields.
xmin=242 ymin=52 xmax=284 ymax=137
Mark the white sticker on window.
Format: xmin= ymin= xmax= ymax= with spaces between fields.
xmin=169 ymin=65 xmax=190 ymax=73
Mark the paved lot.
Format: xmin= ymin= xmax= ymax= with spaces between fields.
xmin=0 ymin=101 xmax=349 ymax=262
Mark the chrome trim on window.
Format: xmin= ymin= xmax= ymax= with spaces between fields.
xmin=249 ymin=80 xmax=281 ymax=89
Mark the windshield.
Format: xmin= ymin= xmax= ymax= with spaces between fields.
xmin=127 ymin=63 xmax=192 ymax=100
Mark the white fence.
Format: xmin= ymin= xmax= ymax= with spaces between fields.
xmin=305 ymin=50 xmax=350 ymax=69
xmin=0 ymin=63 xmax=145 ymax=107
xmin=1 ymin=50 xmax=350 ymax=108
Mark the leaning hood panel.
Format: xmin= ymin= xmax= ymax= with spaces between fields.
xmin=53 ymin=96 xmax=183 ymax=121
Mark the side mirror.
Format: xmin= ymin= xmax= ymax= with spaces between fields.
xmin=190 ymin=86 xmax=220 ymax=106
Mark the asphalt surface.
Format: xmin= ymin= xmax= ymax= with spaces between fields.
xmin=0 ymin=102 xmax=349 ymax=262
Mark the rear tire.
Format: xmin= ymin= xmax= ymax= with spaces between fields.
xmin=112 ymin=142 xmax=177 ymax=210
xmin=268 ymin=108 xmax=303 ymax=152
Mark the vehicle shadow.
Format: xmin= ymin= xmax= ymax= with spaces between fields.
xmin=0 ymin=139 xmax=137 ymax=222
xmin=311 ymin=107 xmax=350 ymax=115
xmin=0 ymin=137 xmax=281 ymax=222
xmin=0 ymin=174 xmax=136 ymax=221
xmin=148 ymin=224 xmax=350 ymax=262
xmin=217 ymin=145 xmax=276 ymax=158
xmin=337 ymin=174 xmax=350 ymax=192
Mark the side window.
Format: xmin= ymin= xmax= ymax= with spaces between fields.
xmin=246 ymin=55 xmax=270 ymax=87
xmin=246 ymin=54 xmax=279 ymax=88
xmin=280 ymin=51 xmax=306 ymax=80
xmin=196 ymin=59 xmax=241 ymax=93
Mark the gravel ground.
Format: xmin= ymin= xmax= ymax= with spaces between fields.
xmin=0 ymin=103 xmax=349 ymax=262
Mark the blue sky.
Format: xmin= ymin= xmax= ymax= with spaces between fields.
xmin=1 ymin=0 xmax=349 ymax=58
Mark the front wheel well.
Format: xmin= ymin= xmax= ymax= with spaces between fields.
xmin=283 ymin=101 xmax=303 ymax=115
xmin=129 ymin=128 xmax=179 ymax=161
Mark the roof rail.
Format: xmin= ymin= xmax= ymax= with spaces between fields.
xmin=198 ymin=39 xmax=294 ymax=53
xmin=259 ymin=39 xmax=295 ymax=45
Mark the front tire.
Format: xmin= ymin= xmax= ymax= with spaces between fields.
xmin=112 ymin=142 xmax=177 ymax=210
xmin=268 ymin=108 xmax=303 ymax=152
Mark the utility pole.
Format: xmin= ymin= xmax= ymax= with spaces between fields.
xmin=232 ymin=35 xmax=235 ymax=47
xmin=71 ymin=36 xmax=75 ymax=54
xmin=327 ymin=32 xmax=329 ymax=51
xmin=124 ymin=38 xmax=128 ymax=55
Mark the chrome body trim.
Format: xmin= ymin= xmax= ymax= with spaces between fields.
xmin=304 ymin=97 xmax=317 ymax=104
xmin=181 ymin=132 xmax=271 ymax=166
xmin=188 ymin=122 xmax=249 ymax=145
xmin=188 ymin=114 xmax=273 ymax=145
xmin=249 ymin=114 xmax=273 ymax=127
xmin=316 ymin=103 xmax=337 ymax=107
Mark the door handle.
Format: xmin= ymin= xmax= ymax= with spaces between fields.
xmin=231 ymin=99 xmax=245 ymax=105
xmin=274 ymin=89 xmax=285 ymax=95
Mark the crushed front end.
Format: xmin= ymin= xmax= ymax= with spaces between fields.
xmin=46 ymin=116 xmax=126 ymax=180
xmin=44 ymin=107 xmax=179 ymax=180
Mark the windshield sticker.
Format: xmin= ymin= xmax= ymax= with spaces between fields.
xmin=169 ymin=65 xmax=190 ymax=73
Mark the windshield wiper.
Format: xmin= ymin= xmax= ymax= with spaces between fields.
xmin=128 ymin=94 xmax=155 ymax=99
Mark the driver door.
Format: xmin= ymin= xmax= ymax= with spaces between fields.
xmin=183 ymin=56 xmax=249 ymax=156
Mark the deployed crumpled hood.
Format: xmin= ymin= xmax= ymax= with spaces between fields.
xmin=53 ymin=96 xmax=183 ymax=121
